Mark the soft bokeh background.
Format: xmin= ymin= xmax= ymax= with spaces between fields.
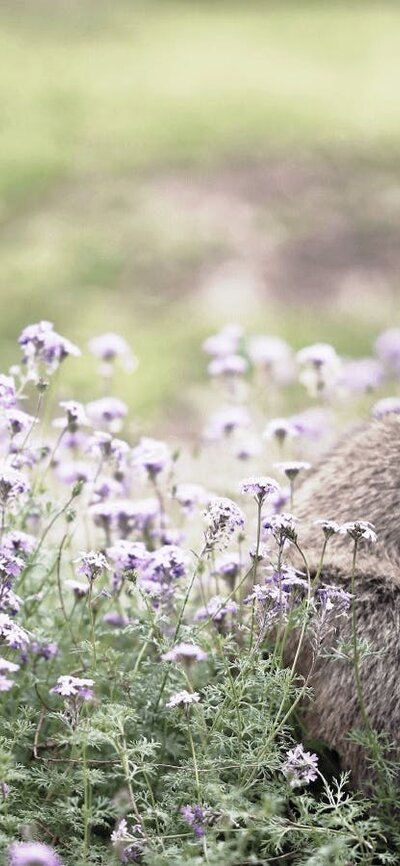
xmin=1 ymin=0 xmax=400 ymax=425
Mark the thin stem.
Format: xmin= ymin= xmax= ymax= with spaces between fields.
xmin=350 ymin=540 xmax=370 ymax=730
xmin=186 ymin=713 xmax=200 ymax=798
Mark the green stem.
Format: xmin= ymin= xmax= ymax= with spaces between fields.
xmin=350 ymin=540 xmax=370 ymax=730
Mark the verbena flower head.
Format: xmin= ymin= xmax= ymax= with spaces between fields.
xmin=18 ymin=320 xmax=80 ymax=376
xmin=161 ymin=643 xmax=208 ymax=664
xmin=239 ymin=476 xmax=280 ymax=504
xmin=51 ymin=675 xmax=94 ymax=702
xmin=282 ymin=743 xmax=319 ymax=788
xmin=341 ymin=521 xmax=377 ymax=543
xmin=75 ymin=550 xmax=110 ymax=581
xmin=174 ymin=483 xmax=208 ymax=514
xmin=65 ymin=579 xmax=88 ymax=598
xmin=0 ymin=374 xmax=16 ymax=409
xmin=0 ymin=552 xmax=25 ymax=580
xmin=263 ymin=417 xmax=299 ymax=444
xmin=274 ymin=461 xmax=311 ymax=482
xmin=372 ymin=396 xmax=400 ymax=418
xmin=202 ymin=325 xmax=242 ymax=357
xmin=107 ymin=539 xmax=150 ymax=573
xmin=0 ymin=614 xmax=29 ymax=649
xmin=339 ymin=358 xmax=383 ymax=394
xmin=5 ymin=409 xmax=36 ymax=437
xmin=0 ymin=469 xmax=29 ymax=506
xmin=132 ymin=437 xmax=170 ymax=477
xmin=0 ymin=674 xmax=14 ymax=691
xmin=181 ymin=804 xmax=206 ymax=838
xmin=317 ymin=584 xmax=352 ymax=617
xmin=214 ymin=552 xmax=241 ymax=582
xmin=247 ymin=335 xmax=292 ymax=375
xmin=263 ymin=512 xmax=298 ymax=545
xmin=208 ymin=354 xmax=248 ymax=378
xmin=1 ymin=531 xmax=35 ymax=557
xmin=54 ymin=400 xmax=90 ymax=430
xmin=204 ymin=497 xmax=245 ymax=550
xmin=315 ymin=519 xmax=342 ymax=539
xmin=86 ymin=397 xmax=128 ymax=432
xmin=204 ymin=406 xmax=250 ymax=440
xmin=8 ymin=840 xmax=63 ymax=866
xmin=375 ymin=327 xmax=400 ymax=374
xmin=88 ymin=332 xmax=137 ymax=372
xmin=166 ymin=690 xmax=200 ymax=709
xmin=296 ymin=343 xmax=341 ymax=397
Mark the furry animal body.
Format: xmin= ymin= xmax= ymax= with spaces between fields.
xmin=290 ymin=413 xmax=400 ymax=789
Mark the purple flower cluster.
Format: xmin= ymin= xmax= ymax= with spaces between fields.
xmin=8 ymin=841 xmax=63 ymax=866
xmin=204 ymin=497 xmax=245 ymax=550
xmin=282 ymin=743 xmax=319 ymax=788
xmin=18 ymin=320 xmax=80 ymax=377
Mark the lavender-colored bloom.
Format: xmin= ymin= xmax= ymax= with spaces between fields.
xmin=0 ymin=374 xmax=16 ymax=409
xmin=208 ymin=354 xmax=248 ymax=377
xmin=92 ymin=476 xmax=123 ymax=503
xmin=75 ymin=550 xmax=110 ymax=581
xmin=290 ymin=408 xmax=331 ymax=441
xmin=214 ymin=552 xmax=241 ymax=581
xmin=0 ymin=587 xmax=22 ymax=615
xmin=375 ymin=328 xmax=400 ymax=373
xmin=88 ymin=332 xmax=137 ymax=372
xmin=161 ymin=643 xmax=208 ymax=663
xmin=90 ymin=498 xmax=159 ymax=537
xmin=8 ymin=841 xmax=63 ymax=866
xmin=297 ymin=343 xmax=338 ymax=369
xmin=18 ymin=320 xmax=80 ymax=375
xmin=263 ymin=417 xmax=298 ymax=445
xmin=317 ymin=584 xmax=352 ymax=617
xmin=103 ymin=611 xmax=129 ymax=628
xmin=86 ymin=397 xmax=128 ymax=432
xmin=0 ymin=469 xmax=29 ymax=506
xmin=54 ymin=400 xmax=90 ymax=431
xmin=181 ymin=804 xmax=206 ymax=838
xmin=29 ymin=641 xmax=58 ymax=661
xmin=51 ymin=675 xmax=94 ymax=701
xmin=57 ymin=460 xmax=93 ymax=486
xmin=202 ymin=325 xmax=242 ymax=357
xmin=282 ymin=744 xmax=319 ymax=788
xmin=234 ymin=436 xmax=261 ymax=460
xmin=0 ymin=614 xmax=29 ymax=649
xmin=239 ymin=475 xmax=279 ymax=503
xmin=195 ymin=595 xmax=238 ymax=623
xmin=2 ymin=531 xmax=36 ymax=557
xmin=107 ymin=539 xmax=149 ymax=573
xmin=139 ymin=545 xmax=190 ymax=603
xmin=204 ymin=406 xmax=250 ymax=440
xmin=247 ymin=335 xmax=292 ymax=373
xmin=132 ymin=437 xmax=170 ymax=477
xmin=166 ymin=690 xmax=200 ymax=708
xmin=0 ymin=674 xmax=14 ymax=691
xmin=65 ymin=579 xmax=89 ymax=598
xmin=204 ymin=497 xmax=245 ymax=550
xmin=174 ymin=483 xmax=208 ymax=514
xmin=314 ymin=519 xmax=342 ymax=539
xmin=372 ymin=396 xmax=400 ymax=418
xmin=297 ymin=343 xmax=341 ymax=397
xmin=263 ymin=512 xmax=298 ymax=545
xmin=274 ymin=461 xmax=311 ymax=481
xmin=0 ymin=552 xmax=25 ymax=579
xmin=339 ymin=358 xmax=383 ymax=394
xmin=5 ymin=409 xmax=36 ymax=437
xmin=0 ymin=657 xmax=19 ymax=673
xmin=341 ymin=521 xmax=377 ymax=543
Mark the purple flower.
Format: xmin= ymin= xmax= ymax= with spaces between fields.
xmin=0 ymin=469 xmax=29 ymax=506
xmin=341 ymin=521 xmax=377 ymax=543
xmin=239 ymin=476 xmax=279 ymax=504
xmin=214 ymin=552 xmax=241 ymax=583
xmin=51 ymin=675 xmax=94 ymax=702
xmin=2 ymin=531 xmax=36 ymax=557
xmin=372 ymin=396 xmax=400 ymax=418
xmin=274 ymin=461 xmax=311 ymax=482
xmin=314 ymin=519 xmax=342 ymax=539
xmin=174 ymin=483 xmax=208 ymax=514
xmin=0 ymin=657 xmax=19 ymax=673
xmin=0 ymin=374 xmax=16 ymax=409
xmin=139 ymin=545 xmax=190 ymax=603
xmin=161 ymin=643 xmax=208 ymax=664
xmin=0 ymin=674 xmax=14 ymax=691
xmin=54 ymin=400 xmax=90 ymax=431
xmin=103 ymin=611 xmax=129 ymax=628
xmin=208 ymin=354 xmax=248 ymax=377
xmin=65 ymin=579 xmax=88 ymax=598
xmin=204 ymin=497 xmax=245 ymax=550
xmin=75 ymin=550 xmax=110 ymax=581
xmin=132 ymin=437 xmax=170 ymax=477
xmin=0 ymin=552 xmax=25 ymax=579
xmin=18 ymin=320 xmax=80 ymax=375
xmin=0 ymin=614 xmax=29 ymax=649
xmin=107 ymin=540 xmax=150 ymax=573
xmin=8 ymin=841 xmax=62 ymax=866
xmin=86 ymin=397 xmax=128 ymax=432
xmin=5 ymin=409 xmax=36 ymax=437
xmin=57 ymin=460 xmax=93 ymax=486
xmin=339 ymin=358 xmax=383 ymax=394
xmin=263 ymin=512 xmax=298 ymax=545
xmin=0 ymin=587 xmax=22 ymax=615
xmin=166 ymin=690 xmax=200 ymax=708
xmin=263 ymin=417 xmax=299 ymax=445
xmin=247 ymin=335 xmax=292 ymax=376
xmin=282 ymin=744 xmax=319 ymax=788
xmin=29 ymin=641 xmax=58 ymax=661
xmin=202 ymin=326 xmax=242 ymax=357
xmin=375 ymin=328 xmax=400 ymax=373
xmin=90 ymin=498 xmax=159 ymax=538
xmin=181 ymin=804 xmax=206 ymax=838
xmin=204 ymin=406 xmax=250 ymax=440
xmin=317 ymin=584 xmax=352 ymax=618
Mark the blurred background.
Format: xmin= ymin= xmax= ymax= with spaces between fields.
xmin=1 ymin=0 xmax=400 ymax=426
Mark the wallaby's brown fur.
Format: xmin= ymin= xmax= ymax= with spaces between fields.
xmin=290 ymin=414 xmax=400 ymax=790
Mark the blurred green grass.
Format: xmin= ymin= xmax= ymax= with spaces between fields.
xmin=0 ymin=0 xmax=399 ymax=422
